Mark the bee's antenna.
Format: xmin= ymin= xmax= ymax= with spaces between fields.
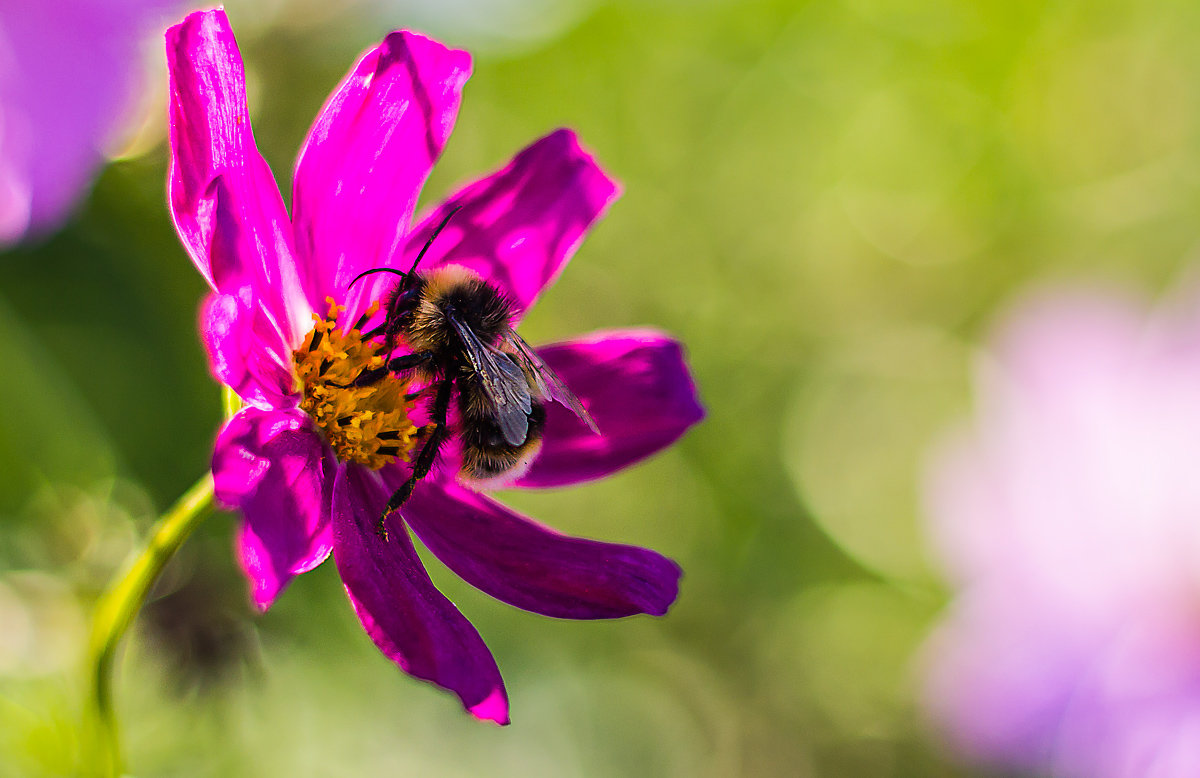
xmin=409 ymin=205 xmax=464 ymax=275
xmin=348 ymin=267 xmax=407 ymax=290
xmin=347 ymin=206 xmax=464 ymax=291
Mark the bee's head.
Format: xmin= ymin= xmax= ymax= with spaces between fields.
xmin=386 ymin=271 xmax=424 ymax=315
xmin=348 ymin=267 xmax=419 ymax=310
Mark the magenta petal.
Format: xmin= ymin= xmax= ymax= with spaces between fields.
xmin=402 ymin=479 xmax=681 ymax=619
xmin=513 ymin=329 xmax=704 ymax=488
xmin=331 ymin=465 xmax=509 ymax=724
xmin=200 ymin=290 xmax=296 ymax=409
xmin=166 ymin=9 xmax=307 ymax=338
xmin=292 ymin=31 xmax=471 ymax=313
xmin=405 ymin=129 xmax=620 ymax=321
xmin=212 ymin=407 xmax=335 ymax=611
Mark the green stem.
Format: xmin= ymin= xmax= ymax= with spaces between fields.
xmin=83 ymin=474 xmax=215 ymax=777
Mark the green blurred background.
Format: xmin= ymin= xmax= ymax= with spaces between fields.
xmin=4 ymin=0 xmax=1200 ymax=774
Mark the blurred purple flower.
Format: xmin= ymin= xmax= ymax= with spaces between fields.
xmin=166 ymin=8 xmax=702 ymax=724
xmin=0 ymin=0 xmax=175 ymax=244
xmin=921 ymin=284 xmax=1200 ymax=776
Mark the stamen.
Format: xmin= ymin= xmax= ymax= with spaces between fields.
xmin=293 ymin=300 xmax=417 ymax=469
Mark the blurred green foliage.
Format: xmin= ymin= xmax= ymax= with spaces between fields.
xmin=3 ymin=0 xmax=1200 ymax=774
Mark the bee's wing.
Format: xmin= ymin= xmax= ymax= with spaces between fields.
xmin=502 ymin=331 xmax=600 ymax=435
xmin=447 ymin=314 xmax=532 ymax=446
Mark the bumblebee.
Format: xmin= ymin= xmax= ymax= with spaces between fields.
xmin=350 ymin=209 xmax=597 ymax=529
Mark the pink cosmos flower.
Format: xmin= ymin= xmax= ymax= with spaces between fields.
xmin=166 ymin=8 xmax=702 ymax=724
xmin=0 ymin=0 xmax=176 ymax=244
xmin=921 ymin=285 xmax=1200 ymax=776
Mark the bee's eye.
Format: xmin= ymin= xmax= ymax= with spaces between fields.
xmin=389 ymin=287 xmax=420 ymax=315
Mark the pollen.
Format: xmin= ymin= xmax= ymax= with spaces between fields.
xmin=293 ymin=299 xmax=419 ymax=470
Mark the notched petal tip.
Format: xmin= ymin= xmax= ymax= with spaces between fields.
xmin=403 ymin=127 xmax=622 ymax=320
xmin=381 ymin=29 xmax=474 ymax=82
xmin=165 ymin=7 xmax=229 ymax=50
xmin=543 ymin=126 xmax=624 ymax=202
xmin=468 ymin=687 xmax=511 ymax=726
xmin=641 ymin=556 xmax=683 ymax=617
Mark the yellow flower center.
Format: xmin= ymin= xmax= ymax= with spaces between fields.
xmin=293 ymin=298 xmax=419 ymax=470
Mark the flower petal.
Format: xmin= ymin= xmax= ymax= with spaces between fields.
xmin=292 ymin=31 xmax=471 ymax=314
xmin=212 ymin=407 xmax=335 ymax=611
xmin=0 ymin=0 xmax=171 ymax=244
xmin=331 ymin=465 xmax=508 ymax=724
xmin=513 ymin=329 xmax=704 ymax=488
xmin=404 ymin=129 xmax=620 ymax=321
xmin=200 ymin=290 xmax=296 ymax=409
xmin=166 ymin=9 xmax=308 ymax=343
xmin=401 ymin=478 xmax=682 ymax=619
xmin=920 ymin=590 xmax=1087 ymax=768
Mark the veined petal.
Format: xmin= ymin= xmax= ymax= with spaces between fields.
xmin=332 ymin=465 xmax=509 ymax=724
xmin=292 ymin=31 xmax=471 ymax=316
xmin=212 ymin=407 xmax=335 ymax=611
xmin=166 ymin=9 xmax=308 ymax=344
xmin=404 ymin=129 xmax=620 ymax=321
xmin=514 ymin=329 xmax=704 ymax=488
xmin=402 ymin=479 xmax=682 ymax=619
xmin=200 ymin=288 xmax=296 ymax=410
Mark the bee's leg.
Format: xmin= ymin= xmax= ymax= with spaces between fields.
xmin=345 ymin=365 xmax=388 ymax=388
xmin=404 ymin=384 xmax=438 ymax=403
xmin=409 ymin=422 xmax=435 ymax=443
xmin=376 ymin=378 xmax=453 ymax=539
xmin=337 ymin=351 xmax=433 ymax=388
xmin=384 ymin=351 xmax=434 ymax=376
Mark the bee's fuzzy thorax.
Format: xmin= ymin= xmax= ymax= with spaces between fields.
xmin=403 ymin=265 xmax=513 ymax=354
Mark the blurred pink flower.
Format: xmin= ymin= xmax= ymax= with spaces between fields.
xmin=0 ymin=0 xmax=175 ymax=244
xmin=166 ymin=9 xmax=702 ymax=723
xmin=922 ymin=284 xmax=1200 ymax=777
